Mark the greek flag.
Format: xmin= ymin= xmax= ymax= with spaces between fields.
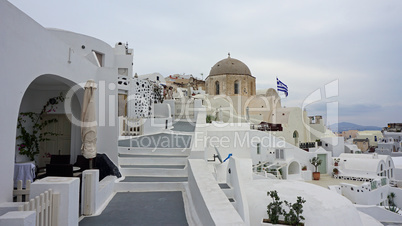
xmin=276 ymin=77 xmax=288 ymax=97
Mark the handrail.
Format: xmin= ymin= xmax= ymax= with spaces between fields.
xmin=253 ymin=161 xmax=287 ymax=179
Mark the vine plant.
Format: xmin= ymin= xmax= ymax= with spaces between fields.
xmin=16 ymin=93 xmax=65 ymax=161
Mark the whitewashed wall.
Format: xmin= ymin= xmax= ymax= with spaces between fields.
xmin=340 ymin=181 xmax=389 ymax=205
xmin=0 ymin=1 xmax=121 ymax=202
xmin=128 ymin=78 xmax=153 ymax=118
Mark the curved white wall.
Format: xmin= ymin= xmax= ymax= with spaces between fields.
xmin=0 ymin=1 xmax=118 ymax=202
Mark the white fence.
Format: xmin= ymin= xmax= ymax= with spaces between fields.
xmin=13 ymin=180 xmax=31 ymax=202
xmin=16 ymin=184 xmax=60 ymax=226
xmin=119 ymin=117 xmax=142 ymax=136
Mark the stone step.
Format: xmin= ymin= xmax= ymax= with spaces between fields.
xmin=119 ymin=157 xmax=187 ymax=166
xmin=118 ymin=147 xmax=191 ymax=156
xmin=119 ymin=154 xmax=188 ymax=158
xmin=114 ymin=181 xmax=186 ymax=192
xmin=120 ymin=176 xmax=188 ymax=183
xmin=120 ymin=168 xmax=187 ymax=177
xmin=117 ymin=133 xmax=192 ymax=149
xmin=120 ymin=165 xmax=185 ymax=169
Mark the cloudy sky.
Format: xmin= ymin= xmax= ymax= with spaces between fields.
xmin=8 ymin=0 xmax=402 ymax=127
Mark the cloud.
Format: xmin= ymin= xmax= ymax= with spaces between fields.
xmin=7 ymin=0 xmax=402 ymax=126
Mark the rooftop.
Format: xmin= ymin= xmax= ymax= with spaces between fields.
xmin=306 ymin=174 xmax=364 ymax=188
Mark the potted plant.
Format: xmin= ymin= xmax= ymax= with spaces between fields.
xmin=334 ymin=158 xmax=340 ymax=166
xmin=316 ymin=139 xmax=322 ymax=147
xmin=333 ymin=168 xmax=339 ymax=176
xmin=265 ymin=190 xmax=283 ymax=224
xmin=309 ymin=157 xmax=322 ymax=180
xmin=302 ymin=165 xmax=307 ymax=171
xmin=206 ymin=115 xmax=215 ymax=123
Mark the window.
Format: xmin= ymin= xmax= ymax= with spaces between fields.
xmin=234 ymin=80 xmax=239 ymax=94
xmin=118 ymin=68 xmax=128 ymax=76
xmin=257 ymin=143 xmax=260 ymax=155
xmin=275 ymin=149 xmax=284 ymax=159
xmin=118 ymin=94 xmax=127 ymax=116
xmin=215 ymin=81 xmax=220 ymax=95
xmin=93 ymin=51 xmax=104 ymax=67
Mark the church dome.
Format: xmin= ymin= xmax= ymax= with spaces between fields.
xmin=209 ymin=56 xmax=252 ymax=76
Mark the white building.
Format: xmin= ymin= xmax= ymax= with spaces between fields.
xmin=376 ymin=123 xmax=402 ymax=156
xmin=335 ymin=153 xmax=395 ymax=181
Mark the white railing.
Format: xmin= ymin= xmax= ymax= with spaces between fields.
xmin=13 ymin=180 xmax=31 ymax=202
xmin=18 ymin=188 xmax=60 ymax=226
xmin=252 ymin=161 xmax=287 ymax=179
xmin=120 ymin=117 xmax=142 ymax=136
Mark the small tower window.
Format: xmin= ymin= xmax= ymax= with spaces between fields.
xmin=234 ymin=80 xmax=239 ymax=94
xmin=215 ymin=81 xmax=220 ymax=95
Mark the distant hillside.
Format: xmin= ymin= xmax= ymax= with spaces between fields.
xmin=330 ymin=122 xmax=382 ymax=133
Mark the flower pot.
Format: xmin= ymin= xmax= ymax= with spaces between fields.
xmin=313 ymin=172 xmax=320 ymax=180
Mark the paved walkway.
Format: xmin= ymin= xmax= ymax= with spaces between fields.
xmin=79 ymin=192 xmax=188 ymax=226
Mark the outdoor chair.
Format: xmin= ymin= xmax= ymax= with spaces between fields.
xmin=46 ymin=164 xmax=73 ymax=177
xmin=73 ymin=155 xmax=91 ymax=172
xmin=50 ymin=155 xmax=70 ymax=165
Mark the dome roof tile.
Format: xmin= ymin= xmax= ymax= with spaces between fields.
xmin=209 ymin=56 xmax=251 ymax=76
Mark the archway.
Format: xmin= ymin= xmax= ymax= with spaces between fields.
xmin=288 ymin=161 xmax=300 ymax=176
xmin=15 ymin=74 xmax=83 ymax=167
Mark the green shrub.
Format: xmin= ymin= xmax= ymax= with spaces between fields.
xmin=266 ymin=190 xmax=306 ymax=225
xmin=206 ymin=115 xmax=215 ymax=123
xmin=284 ymin=196 xmax=306 ymax=225
xmin=267 ymin=190 xmax=283 ymax=224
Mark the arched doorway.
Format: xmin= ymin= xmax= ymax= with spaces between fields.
xmin=15 ymin=74 xmax=83 ymax=167
xmin=288 ymin=161 xmax=300 ymax=179
xmin=293 ymin=130 xmax=299 ymax=146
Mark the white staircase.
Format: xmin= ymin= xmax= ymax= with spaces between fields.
xmin=115 ymin=147 xmax=190 ymax=192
